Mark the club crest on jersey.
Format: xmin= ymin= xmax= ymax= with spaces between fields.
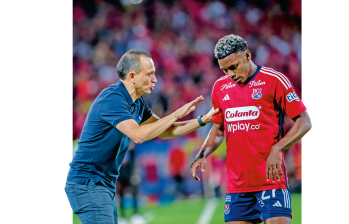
xmin=224 ymin=204 xmax=230 ymax=214
xmin=252 ymin=88 xmax=262 ymax=100
xmin=286 ymin=92 xmax=299 ymax=102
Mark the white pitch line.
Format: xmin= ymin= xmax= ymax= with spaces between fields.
xmin=143 ymin=212 xmax=154 ymax=223
xmin=196 ymin=199 xmax=218 ymax=224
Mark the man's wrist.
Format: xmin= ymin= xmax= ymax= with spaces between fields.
xmin=195 ymin=152 xmax=205 ymax=160
xmin=197 ymin=115 xmax=206 ymax=126
xmin=172 ymin=111 xmax=180 ymax=120
xmin=271 ymin=146 xmax=282 ymax=153
xmin=201 ymin=115 xmax=211 ymax=124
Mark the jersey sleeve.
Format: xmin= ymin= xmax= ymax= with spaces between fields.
xmin=211 ymin=85 xmax=224 ymax=124
xmin=140 ymin=97 xmax=153 ymax=123
xmin=275 ymin=75 xmax=307 ymax=119
xmin=99 ymin=92 xmax=134 ymax=127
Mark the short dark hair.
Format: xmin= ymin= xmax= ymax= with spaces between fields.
xmin=214 ymin=34 xmax=248 ymax=59
xmin=116 ymin=50 xmax=152 ymax=80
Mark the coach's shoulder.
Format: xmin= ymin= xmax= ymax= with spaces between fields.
xmin=97 ymin=85 xmax=125 ymax=103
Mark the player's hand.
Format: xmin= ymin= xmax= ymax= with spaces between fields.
xmin=175 ymin=96 xmax=204 ymax=119
xmin=201 ymin=107 xmax=220 ymax=124
xmin=190 ymin=157 xmax=206 ymax=181
xmin=266 ymin=147 xmax=284 ymax=182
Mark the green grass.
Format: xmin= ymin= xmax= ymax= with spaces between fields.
xmin=73 ymin=194 xmax=301 ymax=224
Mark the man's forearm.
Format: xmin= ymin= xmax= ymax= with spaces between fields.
xmin=117 ymin=96 xmax=204 ymax=144
xmin=138 ymin=113 xmax=178 ymax=142
xmin=190 ymin=123 xmax=224 ymax=181
xmin=272 ymin=111 xmax=312 ymax=153
xmin=196 ymin=123 xmax=224 ymax=159
xmin=160 ymin=115 xmax=210 ymax=139
xmin=197 ymin=135 xmax=224 ymax=159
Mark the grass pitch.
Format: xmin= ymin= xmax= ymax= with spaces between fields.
xmin=73 ymin=194 xmax=301 ymax=224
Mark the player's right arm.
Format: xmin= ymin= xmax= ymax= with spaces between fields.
xmin=115 ymin=96 xmax=203 ymax=144
xmin=190 ymin=78 xmax=225 ymax=181
xmin=190 ymin=122 xmax=225 ymax=181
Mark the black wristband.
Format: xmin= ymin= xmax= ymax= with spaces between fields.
xmin=197 ymin=115 xmax=206 ymax=127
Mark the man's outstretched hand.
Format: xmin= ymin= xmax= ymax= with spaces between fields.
xmin=190 ymin=157 xmax=206 ymax=181
xmin=175 ymin=96 xmax=204 ymax=119
xmin=201 ymin=107 xmax=220 ymax=124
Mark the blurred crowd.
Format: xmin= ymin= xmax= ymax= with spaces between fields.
xmin=73 ymin=0 xmax=303 ymax=193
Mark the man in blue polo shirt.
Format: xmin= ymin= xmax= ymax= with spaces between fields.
xmin=65 ymin=50 xmax=219 ymax=224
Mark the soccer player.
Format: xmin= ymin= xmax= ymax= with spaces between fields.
xmin=65 ymin=50 xmax=219 ymax=224
xmin=190 ymin=35 xmax=312 ymax=224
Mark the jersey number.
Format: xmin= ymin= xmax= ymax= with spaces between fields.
xmin=261 ymin=189 xmax=276 ymax=200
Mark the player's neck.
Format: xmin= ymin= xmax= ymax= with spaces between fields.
xmin=248 ymin=61 xmax=258 ymax=79
xmin=120 ymin=80 xmax=141 ymax=102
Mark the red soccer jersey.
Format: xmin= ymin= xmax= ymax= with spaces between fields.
xmin=211 ymin=66 xmax=306 ymax=193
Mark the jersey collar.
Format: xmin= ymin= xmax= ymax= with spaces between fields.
xmin=244 ymin=65 xmax=261 ymax=84
xmin=116 ymin=80 xmax=136 ymax=106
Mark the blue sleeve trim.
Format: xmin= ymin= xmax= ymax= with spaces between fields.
xmin=282 ymin=159 xmax=290 ymax=190
xmin=278 ymin=110 xmax=285 ymax=140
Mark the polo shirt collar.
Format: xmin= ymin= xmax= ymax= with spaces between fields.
xmin=116 ymin=80 xmax=136 ymax=106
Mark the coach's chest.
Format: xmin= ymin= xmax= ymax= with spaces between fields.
xmin=130 ymin=102 xmax=144 ymax=124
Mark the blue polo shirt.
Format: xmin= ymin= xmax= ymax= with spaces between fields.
xmin=67 ymin=80 xmax=153 ymax=193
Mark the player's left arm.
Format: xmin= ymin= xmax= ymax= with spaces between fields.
xmin=266 ymin=74 xmax=312 ymax=182
xmin=272 ymin=110 xmax=312 ymax=153
xmin=267 ymin=110 xmax=311 ymax=182
xmin=141 ymin=107 xmax=219 ymax=139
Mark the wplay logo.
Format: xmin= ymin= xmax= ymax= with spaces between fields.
xmin=286 ymin=92 xmax=299 ymax=102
